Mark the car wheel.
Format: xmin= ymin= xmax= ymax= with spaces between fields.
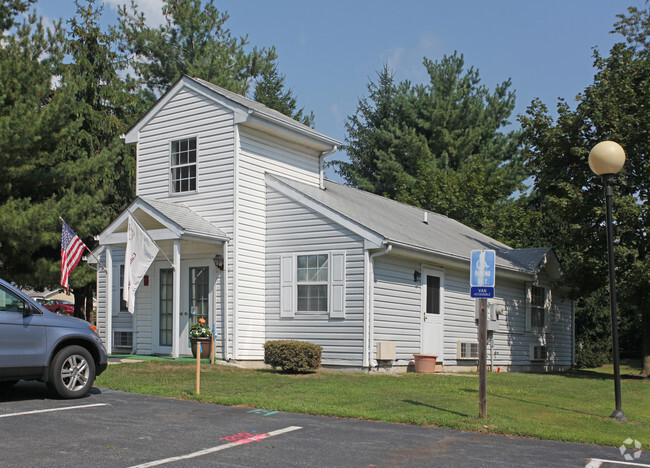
xmin=48 ymin=346 xmax=96 ymax=399
xmin=55 ymin=308 xmax=62 ymax=314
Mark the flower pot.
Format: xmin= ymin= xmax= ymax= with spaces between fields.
xmin=190 ymin=337 xmax=213 ymax=359
xmin=413 ymin=354 xmax=437 ymax=374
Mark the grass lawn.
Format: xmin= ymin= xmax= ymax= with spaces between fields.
xmin=96 ymin=359 xmax=649 ymax=448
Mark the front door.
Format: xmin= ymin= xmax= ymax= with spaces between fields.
xmin=179 ymin=261 xmax=212 ymax=356
xmin=421 ymin=268 xmax=444 ymax=358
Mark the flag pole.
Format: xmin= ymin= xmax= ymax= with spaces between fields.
xmin=59 ymin=217 xmax=108 ymax=272
xmin=128 ymin=213 xmax=176 ymax=270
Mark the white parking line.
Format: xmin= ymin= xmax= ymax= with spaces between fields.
xmin=0 ymin=403 xmax=107 ymax=419
xmin=129 ymin=425 xmax=303 ymax=468
xmin=586 ymin=459 xmax=650 ymax=467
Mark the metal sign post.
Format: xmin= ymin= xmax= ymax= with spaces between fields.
xmin=470 ymin=250 xmax=495 ymax=419
xmin=478 ymin=298 xmax=488 ymax=419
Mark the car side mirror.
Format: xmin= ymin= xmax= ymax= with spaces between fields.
xmin=22 ymin=302 xmax=35 ymax=318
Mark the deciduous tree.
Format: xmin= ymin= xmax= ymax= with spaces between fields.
xmin=519 ymin=4 xmax=649 ymax=374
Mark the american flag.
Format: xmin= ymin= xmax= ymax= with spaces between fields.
xmin=61 ymin=221 xmax=87 ymax=292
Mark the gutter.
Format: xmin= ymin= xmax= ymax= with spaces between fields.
xmin=319 ymin=145 xmax=338 ymax=190
xmin=365 ymin=244 xmax=393 ymax=367
xmin=249 ymin=109 xmax=341 ymax=148
xmin=387 ymin=241 xmax=536 ymax=281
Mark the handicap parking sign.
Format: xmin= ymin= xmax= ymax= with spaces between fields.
xmin=470 ymin=250 xmax=495 ymax=297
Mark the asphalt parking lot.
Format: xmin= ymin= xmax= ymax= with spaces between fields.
xmin=0 ymin=381 xmax=646 ymax=468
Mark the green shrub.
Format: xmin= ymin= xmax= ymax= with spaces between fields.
xmin=264 ymin=340 xmax=322 ymax=373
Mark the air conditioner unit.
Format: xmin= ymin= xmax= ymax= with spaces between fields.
xmin=530 ymin=345 xmax=547 ymax=361
xmin=113 ymin=330 xmax=133 ymax=349
xmin=456 ymin=341 xmax=479 ymax=360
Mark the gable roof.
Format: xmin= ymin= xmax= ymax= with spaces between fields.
xmin=96 ymin=196 xmax=228 ymax=245
xmin=123 ymin=75 xmax=340 ymax=151
xmin=268 ymin=175 xmax=561 ymax=279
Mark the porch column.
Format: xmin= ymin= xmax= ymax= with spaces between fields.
xmin=172 ymin=239 xmax=181 ymax=358
xmin=105 ymin=246 xmax=113 ymax=355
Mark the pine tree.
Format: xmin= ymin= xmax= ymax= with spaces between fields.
xmin=336 ymin=56 xmax=525 ymax=234
xmin=115 ymin=0 xmax=277 ymax=103
xmin=254 ymin=63 xmax=314 ymax=127
xmin=0 ymin=0 xmax=66 ymax=286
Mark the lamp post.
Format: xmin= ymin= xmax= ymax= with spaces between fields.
xmin=588 ymin=140 xmax=626 ymax=423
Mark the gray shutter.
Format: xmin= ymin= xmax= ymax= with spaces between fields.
xmin=329 ymin=251 xmax=346 ymax=318
xmin=280 ymin=255 xmax=294 ymax=318
xmin=525 ymin=282 xmax=532 ymax=332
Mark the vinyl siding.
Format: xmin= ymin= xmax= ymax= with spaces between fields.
xmin=236 ymin=126 xmax=321 ymax=359
xmin=133 ymin=86 xmax=235 ymax=358
xmin=373 ymin=256 xmax=421 ymax=363
xmin=96 ymin=248 xmax=135 ymax=351
xmin=136 ymin=87 xmax=235 ymax=236
xmin=265 ymin=186 xmax=365 ymax=366
xmin=373 ymin=258 xmax=574 ymax=368
xmin=444 ymin=273 xmax=573 ymax=368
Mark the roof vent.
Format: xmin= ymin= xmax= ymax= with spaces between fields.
xmin=423 ymin=212 xmax=428 ymax=224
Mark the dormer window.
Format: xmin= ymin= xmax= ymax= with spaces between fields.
xmin=171 ymin=137 xmax=197 ymax=193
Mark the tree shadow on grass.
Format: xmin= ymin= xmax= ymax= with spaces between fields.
xmin=558 ymin=369 xmax=647 ymax=381
xmin=402 ymin=399 xmax=471 ymax=418
xmin=487 ymin=392 xmax=606 ymax=418
xmin=459 ymin=388 xmax=605 ymax=417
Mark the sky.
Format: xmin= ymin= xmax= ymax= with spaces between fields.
xmin=36 ymin=0 xmax=639 ymax=181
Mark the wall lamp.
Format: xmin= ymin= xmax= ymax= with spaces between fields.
xmin=213 ymin=254 xmax=224 ymax=271
xmin=414 ymin=270 xmax=421 ymax=283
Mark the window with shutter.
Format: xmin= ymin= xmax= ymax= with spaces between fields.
xmin=279 ymin=251 xmax=346 ymax=318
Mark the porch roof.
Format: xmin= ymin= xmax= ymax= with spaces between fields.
xmin=96 ymin=197 xmax=229 ymax=246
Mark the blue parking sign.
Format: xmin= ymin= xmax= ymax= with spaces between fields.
xmin=470 ymin=250 xmax=495 ymax=297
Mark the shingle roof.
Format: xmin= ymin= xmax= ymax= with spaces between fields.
xmin=189 ymin=76 xmax=340 ymax=147
xmin=272 ymin=176 xmax=556 ymax=276
xmin=140 ymin=197 xmax=228 ymax=240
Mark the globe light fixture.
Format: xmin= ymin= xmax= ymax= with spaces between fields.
xmin=588 ymin=140 xmax=626 ymax=422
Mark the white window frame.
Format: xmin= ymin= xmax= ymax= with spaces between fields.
xmin=530 ymin=344 xmax=547 ymax=362
xmin=456 ymin=341 xmax=479 ymax=360
xmin=169 ymin=136 xmax=198 ymax=194
xmin=296 ymin=253 xmax=329 ymax=313
xmin=525 ymin=282 xmax=551 ymax=332
xmin=119 ymin=264 xmax=127 ymax=312
xmin=279 ymin=251 xmax=346 ymax=319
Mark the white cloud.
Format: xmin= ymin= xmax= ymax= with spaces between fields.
xmin=384 ymin=47 xmax=404 ymax=71
xmin=382 ymin=32 xmax=444 ymax=83
xmin=104 ymin=0 xmax=166 ymax=27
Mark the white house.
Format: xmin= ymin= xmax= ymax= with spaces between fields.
xmin=90 ymin=76 xmax=574 ymax=371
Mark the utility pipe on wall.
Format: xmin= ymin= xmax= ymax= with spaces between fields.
xmin=366 ymin=244 xmax=393 ymax=367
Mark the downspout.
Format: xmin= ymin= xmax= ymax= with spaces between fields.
xmin=366 ymin=244 xmax=392 ymax=368
xmin=319 ymin=145 xmax=338 ymax=190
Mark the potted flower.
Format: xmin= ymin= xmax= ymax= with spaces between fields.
xmin=189 ymin=318 xmax=213 ymax=359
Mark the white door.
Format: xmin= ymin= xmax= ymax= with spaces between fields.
xmin=179 ymin=260 xmax=213 ymax=356
xmin=421 ymin=268 xmax=444 ymax=358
